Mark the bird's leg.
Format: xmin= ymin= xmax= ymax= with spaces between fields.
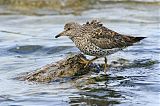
xmin=104 ymin=57 xmax=109 ymax=74
xmin=79 ymin=56 xmax=98 ymax=68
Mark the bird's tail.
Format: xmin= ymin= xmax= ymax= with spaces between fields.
xmin=132 ymin=37 xmax=146 ymax=43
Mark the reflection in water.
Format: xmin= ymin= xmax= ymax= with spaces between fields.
xmin=69 ymin=96 xmax=120 ymax=106
xmin=69 ymin=58 xmax=159 ymax=105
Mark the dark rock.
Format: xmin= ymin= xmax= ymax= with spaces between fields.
xmin=17 ymin=53 xmax=97 ymax=82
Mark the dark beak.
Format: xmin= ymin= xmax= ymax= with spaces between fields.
xmin=55 ymin=34 xmax=61 ymax=38
xmin=55 ymin=31 xmax=65 ymax=38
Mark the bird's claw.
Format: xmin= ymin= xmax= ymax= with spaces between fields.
xmin=104 ymin=63 xmax=109 ymax=74
xmin=79 ymin=57 xmax=91 ymax=68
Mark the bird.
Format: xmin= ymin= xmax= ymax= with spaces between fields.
xmin=55 ymin=20 xmax=146 ymax=73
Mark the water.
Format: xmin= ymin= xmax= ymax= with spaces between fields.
xmin=0 ymin=1 xmax=160 ymax=106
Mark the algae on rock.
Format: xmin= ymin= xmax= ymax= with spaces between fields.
xmin=17 ymin=54 xmax=97 ymax=83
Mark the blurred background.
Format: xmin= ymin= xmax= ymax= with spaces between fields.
xmin=0 ymin=0 xmax=160 ymax=106
xmin=0 ymin=0 xmax=160 ymax=15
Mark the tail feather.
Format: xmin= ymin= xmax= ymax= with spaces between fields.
xmin=133 ymin=37 xmax=146 ymax=42
xmin=126 ymin=36 xmax=146 ymax=44
xmin=121 ymin=36 xmax=146 ymax=47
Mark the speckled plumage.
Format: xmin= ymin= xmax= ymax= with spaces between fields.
xmin=55 ymin=20 xmax=146 ymax=72
xmin=55 ymin=20 xmax=145 ymax=57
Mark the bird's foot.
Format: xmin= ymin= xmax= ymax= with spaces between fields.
xmin=79 ymin=57 xmax=91 ymax=68
xmin=104 ymin=63 xmax=109 ymax=75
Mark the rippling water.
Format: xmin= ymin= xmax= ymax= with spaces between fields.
xmin=0 ymin=1 xmax=160 ymax=106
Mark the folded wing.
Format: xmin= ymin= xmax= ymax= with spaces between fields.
xmin=83 ymin=20 xmax=146 ymax=49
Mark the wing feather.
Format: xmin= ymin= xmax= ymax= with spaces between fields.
xmin=83 ymin=20 xmax=145 ymax=49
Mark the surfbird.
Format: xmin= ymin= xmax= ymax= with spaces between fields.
xmin=55 ymin=20 xmax=146 ymax=73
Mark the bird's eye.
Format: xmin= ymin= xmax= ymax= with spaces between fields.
xmin=67 ymin=28 xmax=71 ymax=30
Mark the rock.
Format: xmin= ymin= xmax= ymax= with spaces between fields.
xmin=16 ymin=53 xmax=158 ymax=88
xmin=17 ymin=53 xmax=98 ymax=83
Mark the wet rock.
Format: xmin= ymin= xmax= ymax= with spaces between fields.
xmin=16 ymin=53 xmax=158 ymax=88
xmin=111 ymin=58 xmax=159 ymax=68
xmin=17 ymin=53 xmax=98 ymax=82
xmin=8 ymin=45 xmax=43 ymax=54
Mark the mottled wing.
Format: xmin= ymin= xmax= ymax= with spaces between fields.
xmin=91 ymin=27 xmax=135 ymax=49
xmin=84 ymin=20 xmax=145 ymax=49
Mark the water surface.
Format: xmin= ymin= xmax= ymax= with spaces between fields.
xmin=0 ymin=1 xmax=160 ymax=106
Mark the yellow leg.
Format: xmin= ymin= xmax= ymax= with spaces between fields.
xmin=79 ymin=57 xmax=99 ymax=68
xmin=104 ymin=57 xmax=109 ymax=74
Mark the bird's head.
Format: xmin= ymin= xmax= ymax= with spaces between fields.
xmin=55 ymin=22 xmax=81 ymax=38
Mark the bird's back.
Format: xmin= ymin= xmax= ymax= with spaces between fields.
xmin=82 ymin=20 xmax=146 ymax=49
